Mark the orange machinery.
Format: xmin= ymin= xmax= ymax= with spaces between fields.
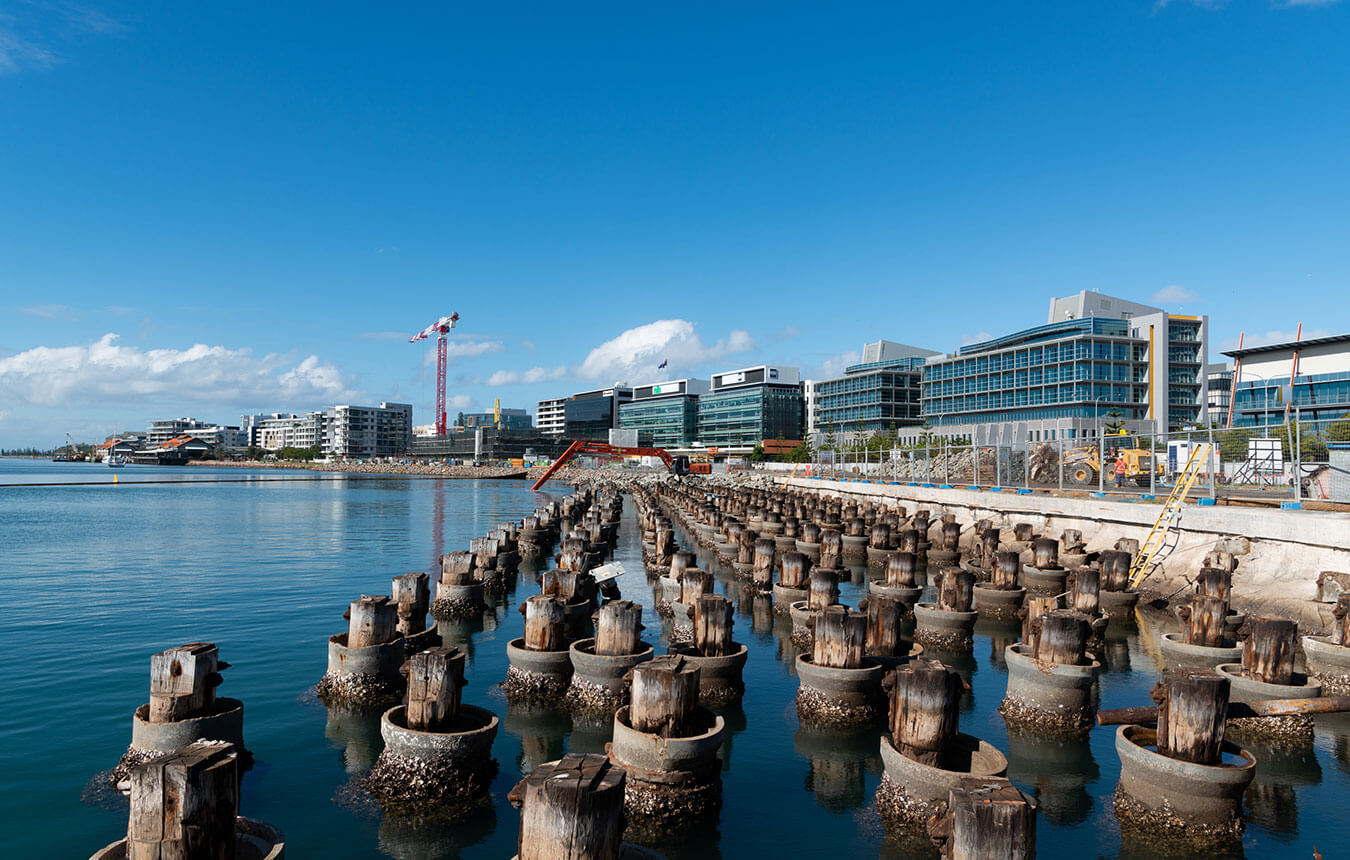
xmin=530 ymin=440 xmax=687 ymax=490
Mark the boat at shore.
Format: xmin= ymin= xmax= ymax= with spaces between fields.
xmin=107 ymin=454 xmax=130 ymax=468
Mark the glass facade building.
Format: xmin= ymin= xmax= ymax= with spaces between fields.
xmin=563 ymin=387 xmax=633 ymax=440
xmin=618 ymin=378 xmax=710 ymax=448
xmin=1224 ymin=335 xmax=1350 ymax=428
xmin=697 ymin=366 xmax=804 ymax=448
xmin=813 ymin=355 xmax=928 ymax=435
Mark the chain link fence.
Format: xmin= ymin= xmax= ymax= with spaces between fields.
xmin=803 ymin=410 xmax=1350 ymax=504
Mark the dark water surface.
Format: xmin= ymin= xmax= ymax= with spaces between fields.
xmin=1 ymin=458 xmax=1341 ymax=858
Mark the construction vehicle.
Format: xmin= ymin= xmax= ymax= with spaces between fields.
xmin=1060 ymin=444 xmax=1163 ymax=486
xmin=530 ymin=440 xmax=688 ymax=490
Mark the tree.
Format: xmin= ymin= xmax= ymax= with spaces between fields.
xmin=821 ymin=430 xmax=837 ymax=453
xmin=749 ymin=444 xmax=765 ymax=463
xmin=784 ymin=440 xmax=813 ymax=463
xmin=1103 ymin=409 xmax=1126 ymax=435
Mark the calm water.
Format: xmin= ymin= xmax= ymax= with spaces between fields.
xmin=1 ymin=457 xmax=1342 ymax=858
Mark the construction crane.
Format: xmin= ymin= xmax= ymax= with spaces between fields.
xmin=409 ymin=313 xmax=460 ymax=437
xmin=530 ymin=440 xmax=689 ymax=491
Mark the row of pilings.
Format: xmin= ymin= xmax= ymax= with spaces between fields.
xmin=85 ymin=472 xmax=1350 ymax=858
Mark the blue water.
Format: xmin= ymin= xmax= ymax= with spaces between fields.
xmin=1 ymin=457 xmax=1340 ymax=858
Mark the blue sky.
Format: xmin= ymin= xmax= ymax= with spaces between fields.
xmin=2 ymin=0 xmax=1347 ymax=446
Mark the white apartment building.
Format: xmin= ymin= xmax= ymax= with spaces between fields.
xmin=537 ymin=397 xmax=566 ymax=436
xmin=326 ymin=402 xmax=413 ymax=459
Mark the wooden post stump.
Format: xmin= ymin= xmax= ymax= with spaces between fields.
xmin=1032 ymin=611 xmax=1089 ymax=666
xmin=128 ymin=741 xmax=238 ymax=860
xmin=1239 ymin=616 xmax=1297 ymax=685
xmin=1031 ymin=538 xmax=1057 ymax=570
xmin=149 ymin=643 xmax=221 ymax=724
xmin=930 ymin=778 xmax=1037 ymax=860
xmin=406 ymin=647 xmax=465 ymax=732
xmin=1203 ymin=550 xmax=1238 ymax=572
xmin=349 ymin=596 xmax=399 ymax=649
xmin=820 ymin=530 xmax=842 ymax=570
xmin=864 ymin=595 xmax=906 ymax=658
xmin=509 ymin=754 xmax=626 ymax=860
xmin=1100 ymin=551 xmax=1130 ymax=592
xmin=1067 ymin=568 xmax=1100 ymax=617
xmin=669 ymin=551 xmax=696 ymax=580
xmin=871 ymin=522 xmax=891 ymax=550
xmin=900 ymin=529 xmax=922 ymax=555
xmin=936 ymin=568 xmax=974 ymax=613
xmin=1019 ymin=597 xmax=1061 ymax=655
xmin=813 ymin=605 xmax=867 ymax=669
xmin=392 ymin=572 xmax=430 ymax=636
xmin=940 ymin=522 xmax=961 ymax=552
xmin=1335 ymin=594 xmax=1350 ymax=647
xmin=753 ymin=539 xmax=776 ymax=588
xmin=693 ymin=594 xmax=735 ymax=657
xmin=992 ymin=552 xmax=1020 ymax=590
xmin=884 ymin=659 xmax=962 ymax=766
xmin=886 ymin=552 xmax=918 ymax=587
xmin=979 ymin=529 xmax=1000 ymax=565
xmin=1158 ymin=672 xmax=1230 ymax=765
xmin=441 ymin=551 xmax=475 ymax=580
xmin=629 ymin=655 xmax=701 ymax=738
xmin=808 ymin=569 xmax=840 ymax=610
xmin=595 ymin=601 xmax=643 ymax=656
xmin=678 ymin=569 xmax=712 ymax=606
xmin=523 ymin=594 xmax=567 ymax=651
xmin=736 ymin=527 xmax=755 ymax=565
xmin=1195 ymin=568 xmax=1232 ymax=602
xmin=1179 ymin=596 xmax=1228 ymax=648
xmin=780 ymin=551 xmax=811 ymax=589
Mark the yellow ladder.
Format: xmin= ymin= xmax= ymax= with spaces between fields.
xmin=1128 ymin=443 xmax=1211 ymax=588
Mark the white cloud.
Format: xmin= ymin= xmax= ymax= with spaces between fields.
xmin=0 ymin=333 xmax=357 ymax=409
xmin=1218 ymin=328 xmax=1333 ymax=352
xmin=17 ymin=303 xmax=79 ymax=321
xmin=487 ymin=366 xmax=568 ymax=385
xmin=774 ymin=325 xmax=802 ymax=341
xmin=446 ymin=395 xmax=473 ymax=410
xmin=420 ymin=340 xmax=504 ymax=367
xmin=812 ymin=351 xmax=862 ymax=378
xmin=960 ymin=331 xmax=994 ymax=346
xmin=577 ymin=319 xmax=755 ymax=384
xmin=1151 ymin=284 xmax=1198 ymax=304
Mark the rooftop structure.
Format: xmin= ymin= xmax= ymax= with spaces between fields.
xmin=1223 ymin=333 xmax=1350 ymax=428
xmin=811 ymin=340 xmax=937 ymax=439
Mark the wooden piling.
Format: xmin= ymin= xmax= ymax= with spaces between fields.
xmin=813 ymin=606 xmax=867 ymax=669
xmin=1033 ymin=611 xmax=1089 ymax=666
xmin=595 ymin=601 xmax=643 ymax=656
xmin=885 ymin=659 xmax=962 ymax=767
xmin=523 ymin=594 xmax=567 ymax=651
xmin=348 ymin=596 xmax=399 ymax=649
xmin=149 ymin=643 xmax=221 ymax=724
xmin=1239 ymin=616 xmax=1297 ymax=686
xmin=392 ymin=573 xmax=430 ymax=637
xmin=936 ymin=568 xmax=974 ymax=613
xmin=931 ymin=778 xmax=1037 ymax=860
xmin=629 ymin=655 xmax=701 ymax=738
xmin=1180 ymin=595 xmax=1228 ymax=648
xmin=509 ymin=754 xmax=626 ymax=860
xmin=808 ymin=569 xmax=840 ymax=610
xmin=780 ymin=551 xmax=811 ymax=589
xmin=128 ymin=741 xmax=238 ymax=860
xmin=1159 ymin=672 xmax=1230 ymax=765
xmin=693 ymin=594 xmax=735 ymax=657
xmin=406 ymin=647 xmax=465 ymax=732
xmin=864 ymin=595 xmax=906 ymax=658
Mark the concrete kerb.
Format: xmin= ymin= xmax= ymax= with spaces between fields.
xmin=1302 ymin=635 xmax=1350 ymax=695
xmin=782 ymin=477 xmax=1350 ymax=631
xmin=875 ymin=732 xmax=1008 ymax=830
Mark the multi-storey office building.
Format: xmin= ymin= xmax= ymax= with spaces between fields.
xmin=696 ymin=365 xmax=803 ymax=451
xmin=146 ymin=417 xmax=208 ymax=447
xmin=563 ymin=386 xmax=634 ymax=441
xmin=535 ymin=398 xmax=566 ymax=436
xmin=618 ymin=378 xmax=710 ymax=448
xmin=812 ymin=340 xmax=937 ymax=440
xmin=1224 ymin=334 xmax=1350 ymax=428
xmin=325 ymin=402 xmax=413 ymax=459
xmin=1207 ymin=362 xmax=1235 ymax=428
xmin=922 ymin=291 xmax=1209 ymax=443
xmin=460 ymin=409 xmax=532 ymax=431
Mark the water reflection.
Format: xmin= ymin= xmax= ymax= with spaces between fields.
xmin=716 ymin=704 xmax=748 ymax=772
xmin=1101 ymin=626 xmax=1134 ymax=674
xmin=1003 ymin=729 xmax=1099 ymax=825
xmin=924 ymin=646 xmax=978 ymax=712
xmin=323 ymin=702 xmax=385 ymax=775
xmin=1242 ymin=737 xmax=1320 ymax=838
xmin=377 ymin=804 xmax=496 ymax=860
xmin=794 ymin=726 xmax=882 ymax=811
xmin=502 ymin=704 xmax=569 ymax=777
xmin=976 ymin=618 xmax=1020 ymax=671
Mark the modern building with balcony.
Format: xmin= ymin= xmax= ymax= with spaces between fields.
xmin=535 ymin=398 xmax=566 ymax=436
xmin=326 ymin=402 xmax=413 ymax=459
xmin=1224 ymin=334 xmax=1350 ymax=428
xmin=618 ymin=378 xmax=710 ymax=449
xmin=921 ymin=291 xmax=1209 ymax=444
xmin=811 ymin=340 xmax=937 ymax=441
xmin=696 ymin=365 xmax=803 ymax=451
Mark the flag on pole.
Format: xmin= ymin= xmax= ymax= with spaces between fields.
xmin=658 ymin=359 xmax=668 ymax=369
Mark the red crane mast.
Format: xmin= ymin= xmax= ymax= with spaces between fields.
xmin=409 ymin=313 xmax=460 ymax=437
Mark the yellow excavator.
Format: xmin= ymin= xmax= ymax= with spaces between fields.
xmin=1061 ymin=445 xmax=1164 ymax=486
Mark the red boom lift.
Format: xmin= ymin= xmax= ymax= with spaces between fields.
xmin=530 ymin=440 xmax=687 ymax=490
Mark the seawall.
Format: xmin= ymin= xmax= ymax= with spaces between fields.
xmin=783 ymin=477 xmax=1350 ymax=631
